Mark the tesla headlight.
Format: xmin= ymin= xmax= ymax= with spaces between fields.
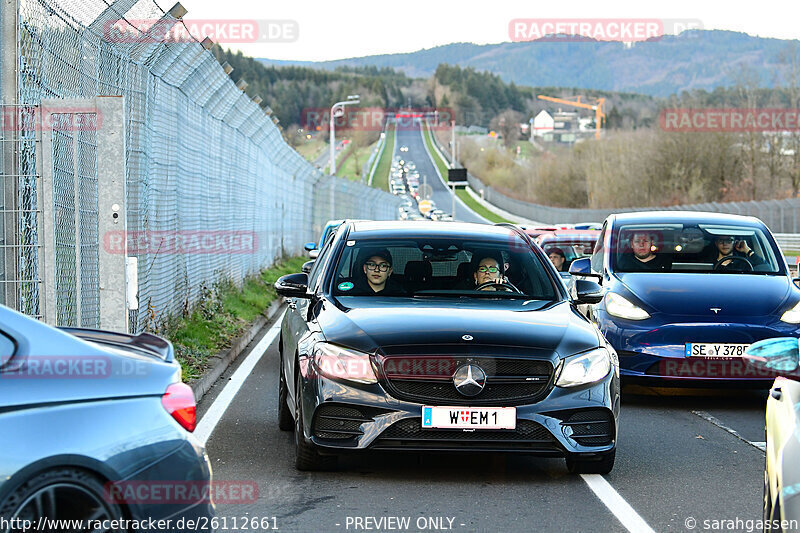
xmin=605 ymin=292 xmax=650 ymax=320
xmin=781 ymin=301 xmax=800 ymax=324
xmin=556 ymin=348 xmax=612 ymax=388
xmin=312 ymin=342 xmax=378 ymax=384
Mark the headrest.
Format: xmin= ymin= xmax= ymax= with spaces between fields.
xmin=457 ymin=262 xmax=472 ymax=280
xmin=404 ymin=261 xmax=432 ymax=283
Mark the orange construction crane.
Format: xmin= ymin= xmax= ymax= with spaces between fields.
xmin=537 ymin=95 xmax=606 ymax=140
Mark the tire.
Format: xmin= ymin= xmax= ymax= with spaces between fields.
xmin=0 ymin=468 xmax=127 ymax=531
xmin=277 ymin=350 xmax=293 ymax=431
xmin=294 ymin=374 xmax=336 ymax=471
xmin=566 ymin=450 xmax=616 ymax=475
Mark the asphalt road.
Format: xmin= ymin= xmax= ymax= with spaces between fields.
xmin=198 ymin=311 xmax=770 ymax=533
xmin=393 ymin=120 xmax=488 ymax=224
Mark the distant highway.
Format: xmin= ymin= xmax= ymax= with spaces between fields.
xmin=394 ymin=119 xmax=488 ymax=224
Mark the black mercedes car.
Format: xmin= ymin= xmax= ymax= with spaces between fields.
xmin=275 ymin=221 xmax=620 ymax=474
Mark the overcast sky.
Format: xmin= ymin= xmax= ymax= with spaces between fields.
xmin=174 ymin=0 xmax=800 ymax=61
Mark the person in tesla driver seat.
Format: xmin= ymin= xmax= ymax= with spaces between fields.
xmin=353 ymin=249 xmax=406 ymax=295
xmin=710 ymin=235 xmax=765 ymax=268
xmin=617 ymin=231 xmax=669 ymax=272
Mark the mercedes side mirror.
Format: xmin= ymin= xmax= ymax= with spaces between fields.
xmin=575 ymin=279 xmax=603 ymax=305
xmin=274 ymin=273 xmax=310 ymax=299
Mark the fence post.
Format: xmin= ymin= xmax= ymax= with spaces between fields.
xmin=95 ymin=96 xmax=128 ymax=332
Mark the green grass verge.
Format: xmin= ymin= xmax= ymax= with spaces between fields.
xmin=160 ymin=256 xmax=306 ymax=381
xmin=371 ymin=125 xmax=395 ymax=192
xmin=421 ymin=123 xmax=450 ymax=181
xmin=455 ymin=188 xmax=513 ymax=224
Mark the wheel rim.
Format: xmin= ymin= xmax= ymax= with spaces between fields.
xmin=7 ymin=482 xmax=117 ymax=533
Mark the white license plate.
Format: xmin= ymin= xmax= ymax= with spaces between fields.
xmin=421 ymin=406 xmax=516 ymax=430
xmin=685 ymin=343 xmax=750 ymax=358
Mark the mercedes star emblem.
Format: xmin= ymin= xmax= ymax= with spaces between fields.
xmin=453 ymin=364 xmax=486 ymax=397
xmin=710 ymin=308 xmax=721 ymax=314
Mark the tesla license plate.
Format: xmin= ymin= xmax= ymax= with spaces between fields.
xmin=685 ymin=343 xmax=750 ymax=357
xmin=421 ymin=406 xmax=516 ymax=430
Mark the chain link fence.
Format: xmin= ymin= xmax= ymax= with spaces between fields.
xmin=1 ymin=0 xmax=399 ymax=331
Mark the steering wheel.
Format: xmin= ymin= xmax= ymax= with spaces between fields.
xmin=475 ymin=279 xmax=523 ymax=293
xmin=713 ymin=255 xmax=753 ymax=272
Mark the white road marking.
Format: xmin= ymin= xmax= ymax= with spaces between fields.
xmin=194 ymin=310 xmax=285 ymax=445
xmin=692 ymin=410 xmax=766 ymax=452
xmin=581 ymin=474 xmax=656 ymax=533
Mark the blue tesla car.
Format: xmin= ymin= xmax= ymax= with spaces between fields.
xmin=570 ymin=211 xmax=800 ymax=384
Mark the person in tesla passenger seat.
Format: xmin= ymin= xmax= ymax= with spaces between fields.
xmin=354 ymin=249 xmax=406 ymax=295
xmin=617 ymin=231 xmax=669 ymax=272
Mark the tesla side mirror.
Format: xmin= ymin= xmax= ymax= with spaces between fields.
xmin=304 ymin=242 xmax=317 ymax=252
xmin=302 ymin=260 xmax=315 ymax=274
xmin=744 ymin=337 xmax=800 ymax=376
xmin=569 ymin=258 xmax=602 ymax=282
xmin=575 ymin=279 xmax=603 ymax=305
xmin=274 ymin=273 xmax=310 ymax=299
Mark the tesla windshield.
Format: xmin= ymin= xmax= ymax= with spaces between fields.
xmin=612 ymin=223 xmax=781 ymax=274
xmin=331 ymin=238 xmax=558 ymax=299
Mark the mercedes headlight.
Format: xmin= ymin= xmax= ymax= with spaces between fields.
xmin=605 ymin=292 xmax=650 ymax=320
xmin=311 ymin=342 xmax=378 ymax=384
xmin=781 ymin=301 xmax=800 ymax=324
xmin=556 ymin=347 xmax=612 ymax=387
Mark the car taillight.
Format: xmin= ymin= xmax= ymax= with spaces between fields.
xmin=161 ymin=382 xmax=196 ymax=432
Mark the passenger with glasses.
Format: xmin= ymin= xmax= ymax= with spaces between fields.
xmin=354 ymin=249 xmax=406 ymax=295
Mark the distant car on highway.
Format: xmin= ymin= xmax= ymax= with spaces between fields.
xmin=0 ymin=305 xmax=213 ymax=525
xmin=742 ymin=338 xmax=800 ymax=524
xmin=399 ymin=146 xmax=409 ymax=152
xmin=275 ymin=220 xmax=619 ymax=474
xmin=570 ymin=211 xmax=800 ymax=384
